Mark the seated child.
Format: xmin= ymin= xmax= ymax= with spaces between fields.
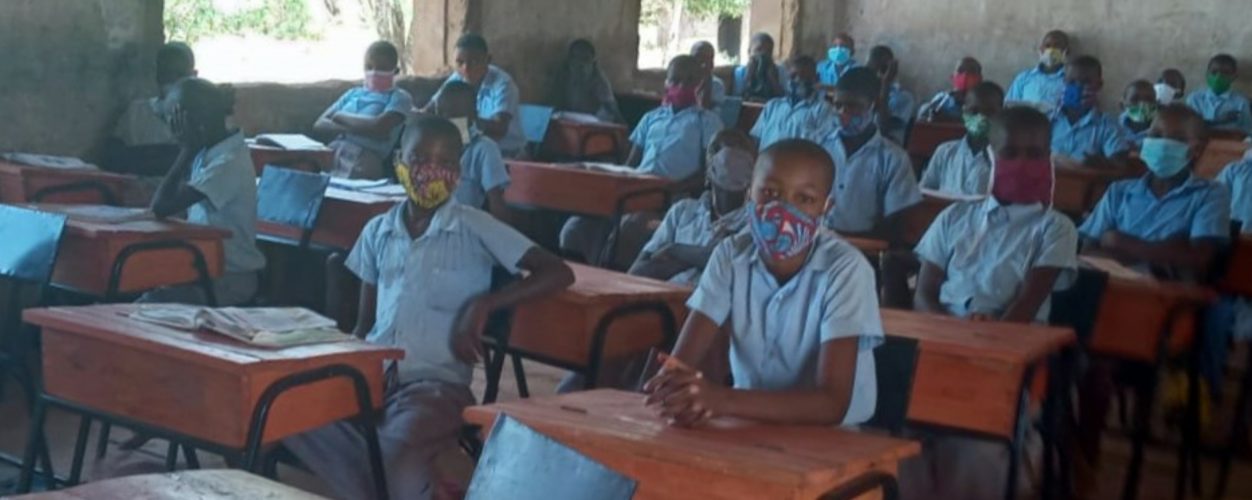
xmin=550 ymin=39 xmax=623 ymax=123
xmin=865 ymin=45 xmax=916 ymax=144
xmin=429 ymin=81 xmax=510 ymax=219
xmin=817 ymin=33 xmax=859 ymax=88
xmin=1006 ymin=30 xmax=1070 ymax=113
xmin=1210 ymin=153 xmax=1252 ymax=397
xmin=559 ymin=55 xmax=725 ymax=265
xmin=733 ymin=33 xmax=788 ymax=101
xmin=284 ymin=116 xmax=573 ymax=500
xmin=1050 ymin=55 xmax=1130 ymax=169
xmin=440 ymin=34 xmax=526 ymax=157
xmin=749 ymin=55 xmax=834 ymax=150
xmin=145 ymin=78 xmax=265 ymax=306
xmin=315 ymin=41 xmax=413 ymax=179
xmin=643 ymin=139 xmax=882 ymax=427
xmin=920 ymin=82 xmax=1005 ymax=196
xmin=630 ymin=129 xmax=755 ymax=285
xmin=1120 ymin=79 xmax=1158 ymax=150
xmin=1156 ymin=68 xmax=1186 ymax=105
xmin=691 ymin=41 xmax=726 ymax=110
xmin=1187 ymin=54 xmax=1252 ymax=136
xmin=105 ymin=42 xmax=196 ymax=178
xmin=819 ymin=67 xmax=922 ymax=238
xmin=918 ymin=57 xmax=983 ymax=123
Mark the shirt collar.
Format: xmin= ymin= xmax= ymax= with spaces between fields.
xmin=203 ymin=130 xmax=245 ymax=158
xmin=980 ymin=196 xmax=1045 ymax=222
xmin=384 ymin=199 xmax=463 ymax=240
xmin=1135 ymin=172 xmax=1205 ymax=199
xmin=743 ymin=229 xmax=844 ymax=275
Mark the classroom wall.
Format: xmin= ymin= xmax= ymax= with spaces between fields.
xmin=0 ymin=0 xmax=164 ymax=159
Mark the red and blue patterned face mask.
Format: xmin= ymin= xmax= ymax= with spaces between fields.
xmin=748 ymin=200 xmax=819 ymax=261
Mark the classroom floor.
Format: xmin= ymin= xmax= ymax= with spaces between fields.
xmin=1 ymin=360 xmax=1249 ymax=499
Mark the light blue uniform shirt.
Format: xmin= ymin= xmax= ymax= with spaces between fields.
xmin=1118 ymin=112 xmax=1151 ymax=149
xmin=916 ymin=198 xmax=1078 ymax=322
xmin=749 ymin=95 xmax=835 ymax=150
xmin=819 ymin=130 xmax=923 ymax=233
xmin=323 ymin=86 xmax=414 ymax=156
xmin=188 ymin=131 xmax=266 ymax=274
xmin=446 ymin=65 xmax=526 ymax=156
xmin=638 ymin=193 xmax=748 ymax=285
xmin=1079 ymin=174 xmax=1231 ymax=242
xmin=688 ymin=231 xmax=882 ymax=425
xmin=920 ymin=137 xmax=991 ymax=196
xmin=881 ymin=84 xmax=917 ymax=144
xmin=917 ymin=91 xmax=962 ymax=121
xmin=1006 ymin=66 xmax=1066 ymax=114
xmin=1186 ymin=88 xmax=1252 ymax=135
xmin=709 ymin=75 xmax=727 ymax=109
xmin=732 ymin=63 xmax=791 ymax=96
xmin=1217 ymin=159 xmax=1252 ymax=227
xmin=454 ymin=132 xmax=510 ymax=210
xmin=817 ymin=59 xmax=858 ymax=87
xmin=630 ymin=105 xmax=724 ymax=180
xmin=1051 ymin=110 xmax=1129 ymax=161
xmin=346 ymin=200 xmax=535 ymax=386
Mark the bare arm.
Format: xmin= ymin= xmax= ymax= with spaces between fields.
xmin=331 ymin=111 xmax=406 ymax=140
xmin=451 ymin=247 xmax=575 ymax=362
xmin=484 ymin=186 xmax=511 ymax=223
xmin=149 ymin=147 xmax=205 ymax=219
xmin=625 ymin=145 xmax=643 ymax=167
xmin=999 ymin=267 xmax=1063 ymax=323
xmin=353 ymin=282 xmax=378 ymax=339
xmin=913 ymin=260 xmax=948 ymax=315
xmin=313 ymin=105 xmax=348 ymax=136
xmin=476 ymin=113 xmax=514 ymax=142
xmin=629 ymin=246 xmax=693 ymax=281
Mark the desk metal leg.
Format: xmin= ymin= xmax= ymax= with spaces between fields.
xmin=511 ymin=354 xmax=530 ymax=398
xmin=1122 ymin=305 xmax=1189 ymax=500
xmin=67 ymin=417 xmax=92 ymax=485
xmin=582 ymin=301 xmax=678 ymax=391
xmin=1215 ymin=344 xmax=1252 ymax=498
xmin=94 ymin=422 xmax=111 ymax=459
xmin=1003 ymin=365 xmax=1036 ymax=500
xmin=17 ymin=395 xmax=50 ymax=493
xmin=104 ymin=239 xmax=218 ymax=307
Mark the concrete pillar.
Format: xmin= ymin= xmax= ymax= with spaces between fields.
xmin=408 ymin=0 xmax=471 ymax=77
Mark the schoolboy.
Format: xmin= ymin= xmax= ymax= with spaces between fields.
xmin=733 ymin=32 xmax=787 ymax=101
xmin=1187 ymin=54 xmax=1252 ymax=136
xmin=315 ymin=41 xmax=414 ymax=179
xmin=439 ymin=34 xmax=526 ymax=157
xmin=1050 ymin=55 xmax=1130 ymax=169
xmin=691 ymin=40 xmax=726 ymax=111
xmin=749 ymin=55 xmax=834 ymax=150
xmin=920 ymin=82 xmax=1005 ymax=196
xmin=106 ymin=42 xmax=197 ymax=177
xmin=1006 ymin=30 xmax=1070 ymax=113
xmin=1120 ymin=79 xmax=1158 ymax=149
xmin=865 ymin=45 xmax=916 ymax=144
xmin=817 ymin=33 xmax=859 ymax=88
xmin=918 ymin=57 xmax=983 ymax=123
xmin=429 ymin=81 xmax=510 ymax=220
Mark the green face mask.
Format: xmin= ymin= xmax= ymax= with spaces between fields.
xmin=1126 ymin=103 xmax=1157 ymax=124
xmin=963 ymin=112 xmax=989 ymax=138
xmin=1208 ymin=73 xmax=1234 ymax=94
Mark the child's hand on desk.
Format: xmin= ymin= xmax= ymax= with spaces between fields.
xmin=642 ymin=353 xmax=722 ymax=427
xmin=450 ymin=299 xmax=490 ymax=363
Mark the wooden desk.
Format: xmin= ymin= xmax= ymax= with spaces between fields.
xmin=541 ymin=118 xmax=629 ymax=160
xmin=504 ymin=161 xmax=670 ymax=218
xmin=248 ymin=144 xmax=334 ymax=175
xmin=1053 ymin=165 xmax=1136 ymax=217
xmin=1221 ymin=235 xmax=1252 ymax=296
xmin=257 ymin=187 xmax=401 ymax=250
xmin=906 ymin=122 xmax=965 ymax=168
xmin=464 ymin=390 xmax=920 ymax=500
xmin=8 ymin=469 xmax=326 ymax=500
xmin=900 ymin=194 xmax=958 ymax=247
xmin=1195 ymin=138 xmax=1249 ymax=180
xmin=736 ymin=101 xmax=765 ymax=133
xmin=0 ymin=161 xmax=136 ymax=206
xmin=28 ymin=204 xmax=228 ymax=297
xmin=1082 ymin=260 xmax=1215 ymax=362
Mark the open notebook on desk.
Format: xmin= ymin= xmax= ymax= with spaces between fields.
xmin=253 ymin=134 xmax=326 ymax=151
xmin=0 ymin=153 xmax=98 ymax=170
xmin=129 ymin=305 xmax=351 ymax=348
xmin=35 ymin=204 xmax=153 ymax=224
xmin=578 ymin=162 xmax=643 ymax=176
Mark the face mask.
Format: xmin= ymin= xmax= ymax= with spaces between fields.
xmin=664 ymin=84 xmax=698 ymax=108
xmin=962 ymin=112 xmax=989 ymax=138
xmin=1139 ymin=137 xmax=1191 ymax=178
xmin=1154 ymin=83 xmax=1181 ymax=104
xmin=364 ymin=70 xmax=396 ymax=92
xmin=707 ymin=148 xmax=755 ymax=191
xmin=1207 ymin=73 xmax=1234 ymax=95
xmin=1061 ymin=81 xmax=1093 ymax=114
xmin=1125 ymin=103 xmax=1157 ymax=124
xmin=828 ymin=46 xmax=852 ymax=65
xmin=951 ymin=73 xmax=982 ymax=92
xmin=395 ymin=161 xmax=459 ymax=209
xmin=836 ymin=106 xmax=876 ymax=138
xmin=748 ymin=200 xmax=819 ymax=261
xmin=991 ymin=156 xmax=1053 ymax=205
xmin=789 ymin=80 xmax=816 ymax=102
xmin=1039 ymin=48 xmax=1066 ymax=68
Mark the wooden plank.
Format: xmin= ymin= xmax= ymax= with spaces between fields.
xmin=6 ymin=470 xmax=327 ymax=499
xmin=542 ymin=119 xmax=629 ymax=160
xmin=0 ymin=160 xmax=136 ymax=205
xmin=1052 ymin=166 xmax=1137 ymax=217
xmin=1087 ymin=273 xmax=1214 ymax=362
xmin=504 ymin=161 xmax=670 ymax=218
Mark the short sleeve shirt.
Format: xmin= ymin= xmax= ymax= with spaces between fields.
xmin=187 ymin=131 xmax=266 ymax=274
xmin=323 ymin=86 xmax=414 ymax=156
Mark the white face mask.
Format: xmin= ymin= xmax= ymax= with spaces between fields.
xmin=1154 ymin=82 xmax=1181 ymax=105
xmin=449 ymin=117 xmax=471 ymax=144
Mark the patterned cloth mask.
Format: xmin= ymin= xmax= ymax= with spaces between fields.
xmin=396 ymin=161 xmax=460 ymax=209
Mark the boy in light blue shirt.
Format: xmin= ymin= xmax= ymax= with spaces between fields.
xmin=643 ymin=139 xmax=882 ymax=428
xmin=918 ymin=57 xmax=983 ymax=123
xmin=438 ymin=34 xmax=526 ymax=157
xmin=921 ymin=82 xmax=1004 ymax=196
xmin=749 ymin=55 xmax=833 ymax=150
xmin=819 ymin=67 xmax=922 ymax=238
xmin=1187 ymin=54 xmax=1252 ymax=136
xmin=866 ymin=45 xmax=916 ymax=145
xmin=733 ymin=33 xmax=788 ymax=101
xmin=106 ymin=42 xmax=196 ymax=180
xmin=429 ymin=81 xmax=510 ymax=220
xmin=315 ymin=41 xmax=414 ymax=179
xmin=285 ymin=116 xmax=573 ymax=500
xmin=1006 ymin=30 xmax=1070 ymax=114
xmin=817 ymin=33 xmax=858 ymax=88
xmin=1050 ymin=55 xmax=1130 ymax=169
xmin=691 ymin=41 xmax=727 ymax=111
xmin=1119 ymin=80 xmax=1158 ymax=150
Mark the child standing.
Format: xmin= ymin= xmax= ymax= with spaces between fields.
xmin=749 ymin=55 xmax=834 ymax=150
xmin=550 ymin=39 xmax=623 ymax=123
xmin=920 ymin=82 xmax=1005 ymax=196
xmin=427 ymin=81 xmax=510 ymax=220
xmin=918 ymin=57 xmax=983 ymax=123
xmin=1006 ymin=30 xmax=1070 ymax=113
xmin=1187 ymin=54 xmax=1252 ymax=137
xmin=439 ymin=34 xmax=526 ymax=157
xmin=817 ymin=33 xmax=859 ymax=88
xmin=284 ymin=116 xmax=573 ymax=500
xmin=1120 ymin=79 xmax=1158 ymax=150
xmin=865 ymin=45 xmax=916 ymax=144
xmin=1050 ymin=55 xmax=1130 ymax=169
xmin=316 ymin=41 xmax=414 ymax=179
xmin=733 ymin=33 xmax=787 ymax=101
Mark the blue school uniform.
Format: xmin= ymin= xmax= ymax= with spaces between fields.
xmin=917 ymin=91 xmax=962 ymax=121
xmin=819 ymin=129 xmax=923 ymax=233
xmin=346 ymin=199 xmax=536 ymax=385
xmin=710 ymin=75 xmax=727 ymax=109
xmin=920 ymin=138 xmax=992 ymax=196
xmin=1217 ymin=159 xmax=1252 ymax=227
xmin=881 ymin=84 xmax=917 ymax=144
xmin=1186 ymin=88 xmax=1252 ymax=135
xmin=1006 ymin=66 xmax=1066 ymax=113
xmin=636 ymin=193 xmax=748 ymax=285
xmin=630 ymin=105 xmax=724 ymax=180
xmin=1118 ymin=112 xmax=1151 ymax=149
xmin=454 ymin=132 xmax=510 ymax=210
xmin=446 ymin=65 xmax=526 ymax=156
xmin=688 ymin=230 xmax=882 ymax=425
xmin=916 ymin=198 xmax=1078 ymax=322
xmin=817 ymin=59 xmax=859 ymax=87
xmin=1078 ymin=174 xmax=1231 ymax=243
xmin=732 ymin=63 xmax=791 ymax=97
xmin=749 ymin=95 xmax=836 ymax=150
xmin=189 ymin=131 xmax=266 ymax=275
xmin=1050 ymin=110 xmax=1130 ymax=161
xmin=323 ymin=86 xmax=414 ymax=156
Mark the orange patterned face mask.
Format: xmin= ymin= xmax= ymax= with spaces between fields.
xmin=395 ymin=161 xmax=460 ymax=209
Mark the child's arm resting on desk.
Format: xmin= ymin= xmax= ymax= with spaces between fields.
xmin=150 ymin=147 xmax=205 ymax=218
xmin=913 ymin=261 xmax=949 ymax=315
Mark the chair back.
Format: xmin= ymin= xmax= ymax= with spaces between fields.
xmin=865 ymin=335 xmax=919 ymax=434
xmin=0 ymin=205 xmax=68 ymax=285
xmin=257 ymin=167 xmax=331 ymax=235
xmin=466 ymin=416 xmax=636 ymax=500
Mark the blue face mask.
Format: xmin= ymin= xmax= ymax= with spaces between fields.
xmin=837 ymin=107 xmax=876 ymax=138
xmin=1061 ymin=81 xmax=1090 ymax=114
xmin=1139 ymin=137 xmax=1192 ymax=178
xmin=828 ymin=46 xmax=852 ymax=65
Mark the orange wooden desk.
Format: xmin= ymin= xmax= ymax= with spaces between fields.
xmin=541 ymin=118 xmax=629 ymax=160
xmin=9 ymin=470 xmax=327 ymax=500
xmin=464 ymin=390 xmax=920 ymax=500
xmin=27 ymin=204 xmax=228 ymax=298
xmin=900 ymin=194 xmax=958 ymax=247
xmin=735 ymin=101 xmax=765 ymax=133
xmin=0 ymin=161 xmax=137 ymax=206
xmin=504 ymin=161 xmax=671 ymax=218
xmin=905 ymin=121 xmax=965 ymax=169
xmin=257 ymin=186 xmax=401 ymax=250
xmin=18 ymin=304 xmax=402 ymax=493
xmin=1195 ymin=138 xmax=1249 ymax=180
xmin=248 ymin=144 xmax=334 ymax=175
xmin=1081 ymin=259 xmax=1216 ymax=363
xmin=1053 ymin=165 xmax=1136 ymax=217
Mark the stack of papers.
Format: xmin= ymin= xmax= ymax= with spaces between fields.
xmin=0 ymin=153 xmax=97 ymax=170
xmin=130 ymin=305 xmax=351 ymax=348
xmin=253 ymin=134 xmax=326 ymax=150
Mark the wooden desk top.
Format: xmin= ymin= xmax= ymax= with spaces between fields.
xmin=5 ymin=470 xmax=327 ymax=499
xmin=0 ymin=161 xmax=137 ymax=205
xmin=0 ymin=161 xmax=130 ymax=179
xmin=559 ymin=263 xmax=692 ymax=306
xmin=880 ymin=308 xmax=1075 ymax=364
xmin=1079 ymin=256 xmax=1216 ymax=304
xmin=1195 ymin=138 xmax=1249 ymax=179
xmin=465 ymin=389 xmax=920 ymax=496
xmin=504 ymin=161 xmax=671 ymax=217
xmin=28 ymin=204 xmax=232 ymax=240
